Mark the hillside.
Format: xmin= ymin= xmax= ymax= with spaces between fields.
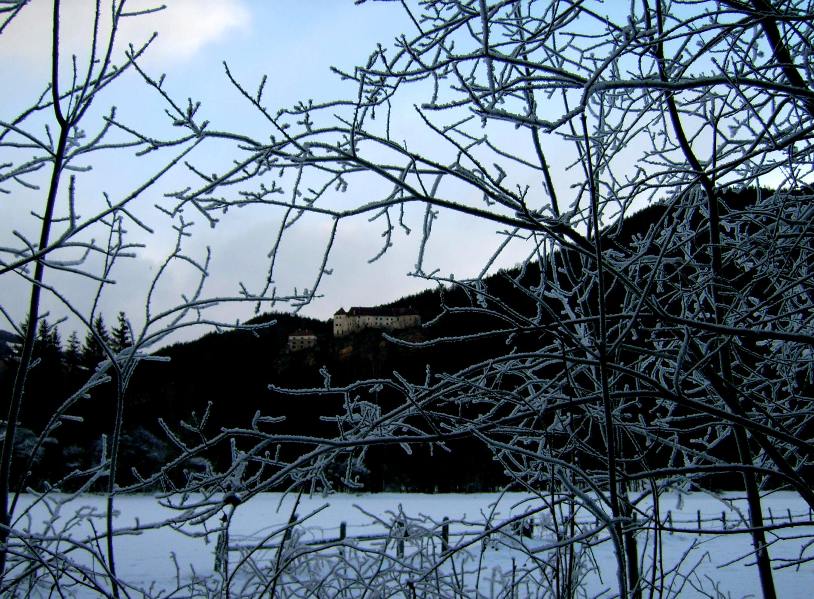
xmin=2 ymin=187 xmax=790 ymax=492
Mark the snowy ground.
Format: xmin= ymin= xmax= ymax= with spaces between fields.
xmin=8 ymin=491 xmax=814 ymax=597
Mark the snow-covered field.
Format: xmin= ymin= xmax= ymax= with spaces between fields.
xmin=9 ymin=491 xmax=814 ymax=597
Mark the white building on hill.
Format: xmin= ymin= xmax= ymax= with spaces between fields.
xmin=333 ymin=307 xmax=420 ymax=338
xmin=287 ymin=329 xmax=318 ymax=352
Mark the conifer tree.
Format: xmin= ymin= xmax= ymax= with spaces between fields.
xmin=81 ymin=316 xmax=110 ymax=368
xmin=48 ymin=327 xmax=61 ymax=357
xmin=33 ymin=319 xmax=48 ymax=357
xmin=110 ymin=312 xmax=131 ymax=354
xmin=33 ymin=320 xmax=61 ymax=364
xmin=64 ymin=332 xmax=81 ymax=368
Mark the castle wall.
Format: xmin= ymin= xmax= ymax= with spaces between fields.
xmin=333 ymin=310 xmax=420 ymax=337
xmin=288 ymin=334 xmax=317 ymax=352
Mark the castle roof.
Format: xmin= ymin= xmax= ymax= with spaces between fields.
xmin=289 ymin=329 xmax=316 ymax=337
xmin=337 ymin=306 xmax=418 ymax=317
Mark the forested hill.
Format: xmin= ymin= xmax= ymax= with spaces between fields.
xmin=0 ymin=187 xmax=779 ymax=492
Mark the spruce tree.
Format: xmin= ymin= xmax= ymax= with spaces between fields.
xmin=65 ymin=332 xmax=81 ymax=367
xmin=34 ymin=319 xmax=61 ymax=363
xmin=34 ymin=318 xmax=49 ymax=357
xmin=81 ymin=315 xmax=110 ymax=368
xmin=111 ymin=311 xmax=132 ymax=354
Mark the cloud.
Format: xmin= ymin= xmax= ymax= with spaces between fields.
xmin=120 ymin=0 xmax=251 ymax=63
xmin=0 ymin=0 xmax=250 ymax=69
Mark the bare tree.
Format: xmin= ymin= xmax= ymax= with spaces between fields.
xmin=170 ymin=1 xmax=811 ymax=597
xmin=2 ymin=0 xmax=814 ymax=597
xmin=0 ymin=1 xmax=311 ymax=596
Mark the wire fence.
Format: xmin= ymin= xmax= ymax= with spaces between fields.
xmin=223 ymin=505 xmax=814 ymax=565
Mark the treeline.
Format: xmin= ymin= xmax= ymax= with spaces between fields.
xmin=0 ymin=312 xmax=175 ymax=490
xmin=26 ymin=312 xmax=132 ymax=369
xmin=131 ymin=313 xmax=505 ymax=493
xmin=0 ymin=305 xmax=507 ymax=492
xmin=4 ymin=187 xmax=809 ymax=493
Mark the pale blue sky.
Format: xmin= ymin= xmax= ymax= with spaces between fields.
xmin=1 ymin=1 xmax=541 ymax=345
xmin=5 ymin=1 xmax=775 ymax=347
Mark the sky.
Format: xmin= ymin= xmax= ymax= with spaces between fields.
xmin=2 ymin=0 xmax=536 ymax=346
xmin=2 ymin=0 xmax=769 ymax=347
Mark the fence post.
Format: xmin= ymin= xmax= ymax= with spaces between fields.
xmin=284 ymin=512 xmax=298 ymax=546
xmin=442 ymin=517 xmax=449 ymax=553
xmin=768 ymin=507 xmax=775 ymax=525
xmin=216 ymin=531 xmax=228 ymax=574
xmin=215 ymin=512 xmax=229 ymax=577
xmin=667 ymin=510 xmax=673 ymax=534
xmin=395 ymin=518 xmax=405 ymax=558
xmin=722 ymin=511 xmax=726 ymax=529
xmin=523 ymin=517 xmax=533 ymax=539
xmin=511 ymin=558 xmax=517 ymax=599
xmin=697 ymin=509 xmax=702 ymax=534
xmin=787 ymin=508 xmax=793 ymax=524
xmin=338 ymin=520 xmax=347 ymax=557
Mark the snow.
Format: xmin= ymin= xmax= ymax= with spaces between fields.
xmin=9 ymin=491 xmax=814 ymax=597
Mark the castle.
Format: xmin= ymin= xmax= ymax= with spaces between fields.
xmin=287 ymin=329 xmax=318 ymax=352
xmin=333 ymin=306 xmax=420 ymax=338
